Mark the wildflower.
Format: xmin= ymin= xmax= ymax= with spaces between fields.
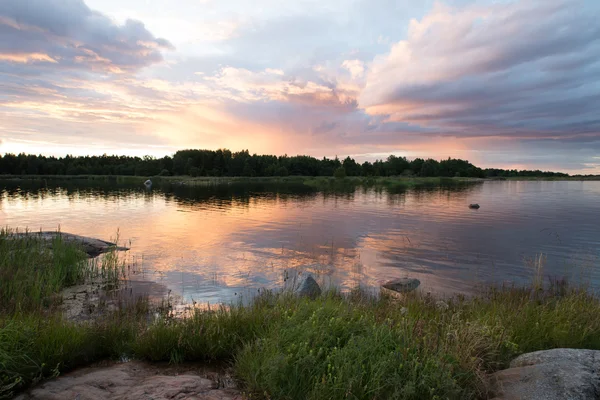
xmin=436 ymin=301 xmax=449 ymax=311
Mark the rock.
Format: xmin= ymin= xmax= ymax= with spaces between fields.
xmin=295 ymin=274 xmax=321 ymax=298
xmin=15 ymin=361 xmax=242 ymax=400
xmin=469 ymin=203 xmax=480 ymax=209
xmin=381 ymin=278 xmax=420 ymax=293
xmin=7 ymin=232 xmax=128 ymax=257
xmin=60 ymin=279 xmax=171 ymax=322
xmin=490 ymin=348 xmax=600 ymax=400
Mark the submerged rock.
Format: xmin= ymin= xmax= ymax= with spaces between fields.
xmin=7 ymin=232 xmax=128 ymax=257
xmin=15 ymin=361 xmax=241 ymax=400
xmin=381 ymin=278 xmax=421 ymax=293
xmin=490 ymin=348 xmax=600 ymax=400
xmin=295 ymin=274 xmax=322 ymax=298
xmin=469 ymin=203 xmax=480 ymax=209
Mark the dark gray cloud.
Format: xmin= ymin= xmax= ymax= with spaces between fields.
xmin=361 ymin=0 xmax=600 ymax=146
xmin=0 ymin=0 xmax=173 ymax=73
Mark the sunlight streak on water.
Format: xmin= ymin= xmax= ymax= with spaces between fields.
xmin=1 ymin=180 xmax=599 ymax=304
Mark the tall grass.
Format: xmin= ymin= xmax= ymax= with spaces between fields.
xmin=0 ymin=230 xmax=88 ymax=313
xmin=234 ymin=284 xmax=600 ymax=400
xmin=0 ymin=230 xmax=126 ymax=314
xmin=2 ymin=236 xmax=600 ymax=399
xmin=0 ymin=312 xmax=142 ymax=397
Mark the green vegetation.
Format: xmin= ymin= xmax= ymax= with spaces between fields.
xmin=333 ymin=166 xmax=347 ymax=179
xmin=0 ymin=149 xmax=576 ymax=179
xmin=301 ymin=176 xmax=477 ymax=193
xmin=0 ymin=232 xmax=87 ymax=314
xmin=0 ymin=174 xmax=483 ymax=195
xmin=2 ymin=234 xmax=600 ymax=399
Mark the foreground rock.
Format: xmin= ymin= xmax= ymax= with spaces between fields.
xmin=8 ymin=231 xmax=128 ymax=257
xmin=490 ymin=348 xmax=600 ymax=400
xmin=381 ymin=278 xmax=421 ymax=293
xmin=295 ymin=274 xmax=322 ymax=298
xmin=16 ymin=361 xmax=242 ymax=400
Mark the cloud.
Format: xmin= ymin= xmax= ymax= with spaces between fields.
xmin=0 ymin=0 xmax=173 ymax=74
xmin=0 ymin=0 xmax=177 ymax=154
xmin=2 ymin=0 xmax=600 ymax=174
xmin=0 ymin=53 xmax=58 ymax=64
xmin=360 ymin=0 xmax=600 ymax=144
xmin=342 ymin=60 xmax=365 ymax=79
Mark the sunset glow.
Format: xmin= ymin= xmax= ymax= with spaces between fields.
xmin=1 ymin=0 xmax=599 ymax=173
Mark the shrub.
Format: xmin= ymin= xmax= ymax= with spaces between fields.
xmin=333 ymin=167 xmax=346 ymax=179
xmin=275 ymin=166 xmax=289 ymax=177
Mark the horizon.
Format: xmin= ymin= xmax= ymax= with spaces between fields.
xmin=1 ymin=149 xmax=581 ymax=175
xmin=1 ymin=0 xmax=600 ymax=174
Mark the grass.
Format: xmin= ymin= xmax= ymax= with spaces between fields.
xmin=502 ymin=176 xmax=600 ymax=181
xmin=2 ymin=235 xmax=600 ymax=399
xmin=0 ymin=230 xmax=126 ymax=314
xmin=0 ymin=175 xmax=142 ymax=184
xmin=303 ymin=176 xmax=457 ymax=191
xmin=0 ymin=174 xmax=483 ymax=190
xmin=0 ymin=230 xmax=89 ymax=313
xmin=234 ymin=283 xmax=600 ymax=400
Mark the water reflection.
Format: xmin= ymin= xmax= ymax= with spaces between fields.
xmin=1 ymin=179 xmax=599 ymax=304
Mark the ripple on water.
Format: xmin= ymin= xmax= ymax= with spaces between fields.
xmin=2 ymin=180 xmax=599 ymax=304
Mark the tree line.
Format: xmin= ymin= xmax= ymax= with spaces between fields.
xmin=0 ymin=150 xmax=570 ymax=178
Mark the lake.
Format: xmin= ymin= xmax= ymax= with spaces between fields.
xmin=1 ymin=179 xmax=599 ymax=304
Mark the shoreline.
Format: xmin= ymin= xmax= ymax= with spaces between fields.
xmin=1 ymin=174 xmax=599 ymax=184
xmin=5 ymin=276 xmax=600 ymax=399
xmin=3 ymin=233 xmax=600 ymax=399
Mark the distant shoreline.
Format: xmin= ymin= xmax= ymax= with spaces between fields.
xmin=0 ymin=174 xmax=599 ymax=184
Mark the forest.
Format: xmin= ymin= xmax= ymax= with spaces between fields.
xmin=0 ymin=150 xmax=570 ymax=178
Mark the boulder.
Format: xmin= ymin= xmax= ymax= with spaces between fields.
xmin=7 ymin=232 xmax=128 ymax=257
xmin=381 ymin=278 xmax=420 ymax=293
xmin=490 ymin=348 xmax=600 ymax=400
xmin=295 ymin=274 xmax=321 ymax=298
xmin=469 ymin=204 xmax=480 ymax=209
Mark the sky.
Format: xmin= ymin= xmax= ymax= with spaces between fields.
xmin=1 ymin=0 xmax=599 ymax=173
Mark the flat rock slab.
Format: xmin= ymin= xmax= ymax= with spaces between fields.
xmin=8 ymin=232 xmax=128 ymax=257
xmin=490 ymin=348 xmax=600 ymax=400
xmin=15 ymin=361 xmax=243 ymax=400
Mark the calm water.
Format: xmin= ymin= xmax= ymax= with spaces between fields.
xmin=1 ymin=180 xmax=599 ymax=304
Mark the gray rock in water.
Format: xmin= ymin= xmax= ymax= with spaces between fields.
xmin=490 ymin=348 xmax=600 ymax=400
xmin=382 ymin=278 xmax=420 ymax=293
xmin=295 ymin=275 xmax=322 ymax=298
xmin=8 ymin=232 xmax=128 ymax=258
xmin=469 ymin=203 xmax=480 ymax=209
